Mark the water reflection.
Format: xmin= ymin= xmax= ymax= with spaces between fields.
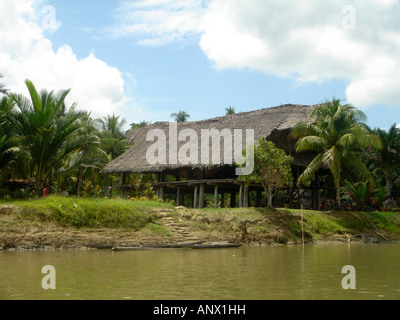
xmin=1 ymin=243 xmax=400 ymax=300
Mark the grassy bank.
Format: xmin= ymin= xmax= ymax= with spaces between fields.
xmin=0 ymin=196 xmax=173 ymax=229
xmin=176 ymin=206 xmax=400 ymax=244
xmin=1 ymin=196 xmax=400 ymax=249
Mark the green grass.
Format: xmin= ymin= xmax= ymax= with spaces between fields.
xmin=1 ymin=196 xmax=174 ymax=229
xmin=2 ymin=197 xmax=400 ymax=242
xmin=146 ymin=223 xmax=172 ymax=237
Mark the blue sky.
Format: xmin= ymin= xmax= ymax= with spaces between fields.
xmin=1 ymin=0 xmax=399 ymax=130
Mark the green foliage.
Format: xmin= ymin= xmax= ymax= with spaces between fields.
xmin=130 ymin=121 xmax=151 ymax=130
xmin=368 ymin=124 xmax=400 ymax=199
xmin=374 ymin=186 xmax=386 ymax=208
xmin=238 ymin=138 xmax=293 ymax=208
xmin=8 ymin=80 xmax=87 ymax=192
xmin=293 ymin=98 xmax=381 ymax=205
xmin=0 ymin=74 xmax=8 ymax=95
xmin=171 ymin=110 xmax=190 ymax=122
xmin=225 ymin=106 xmax=236 ymax=115
xmin=0 ymin=96 xmax=20 ymax=174
xmin=342 ymin=180 xmax=369 ymax=210
xmin=96 ymin=114 xmax=132 ymax=160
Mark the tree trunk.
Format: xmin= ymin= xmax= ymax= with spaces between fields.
xmin=76 ymin=166 xmax=83 ymax=198
xmin=386 ymin=176 xmax=392 ymax=199
xmin=264 ymin=185 xmax=273 ymax=209
xmin=336 ymin=184 xmax=341 ymax=209
xmin=35 ymin=167 xmax=44 ymax=195
xmin=335 ymin=169 xmax=341 ymax=209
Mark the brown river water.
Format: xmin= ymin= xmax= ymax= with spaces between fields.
xmin=1 ymin=242 xmax=400 ymax=300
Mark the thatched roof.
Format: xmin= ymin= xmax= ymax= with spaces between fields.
xmin=103 ymin=104 xmax=316 ymax=174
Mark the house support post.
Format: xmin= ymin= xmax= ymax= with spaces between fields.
xmin=214 ymin=185 xmax=219 ymax=208
xmin=239 ymin=184 xmax=244 ymax=208
xmin=193 ymin=186 xmax=198 ymax=209
xmin=199 ymin=183 xmax=205 ymax=209
xmin=243 ymin=185 xmax=249 ymax=208
xmin=160 ymin=186 xmax=165 ymax=202
xmin=176 ymin=188 xmax=181 ymax=206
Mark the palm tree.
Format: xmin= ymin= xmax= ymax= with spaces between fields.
xmin=292 ymin=98 xmax=381 ymax=206
xmin=96 ymin=114 xmax=132 ymax=160
xmin=130 ymin=121 xmax=150 ymax=130
xmin=8 ymin=79 xmax=87 ymax=193
xmin=370 ymin=124 xmax=400 ymax=199
xmin=171 ymin=111 xmax=190 ymax=122
xmin=225 ymin=106 xmax=236 ymax=115
xmin=342 ymin=180 xmax=369 ymax=210
xmin=60 ymin=113 xmax=108 ymax=197
xmin=0 ymin=74 xmax=8 ymax=95
xmin=0 ymin=96 xmax=19 ymax=174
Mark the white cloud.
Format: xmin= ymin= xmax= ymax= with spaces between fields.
xmin=105 ymin=0 xmax=207 ymax=46
xmin=199 ymin=0 xmax=400 ymax=109
xmin=109 ymin=0 xmax=400 ymax=110
xmin=0 ymin=0 xmax=126 ymax=118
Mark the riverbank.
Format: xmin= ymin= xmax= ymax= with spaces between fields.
xmin=1 ymin=196 xmax=400 ymax=250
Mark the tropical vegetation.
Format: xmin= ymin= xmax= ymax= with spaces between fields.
xmin=171 ymin=110 xmax=190 ymax=122
xmin=238 ymin=138 xmax=294 ymax=209
xmin=292 ymin=98 xmax=382 ymax=206
xmin=0 ymin=76 xmax=399 ymax=212
xmin=0 ymin=79 xmax=131 ymax=198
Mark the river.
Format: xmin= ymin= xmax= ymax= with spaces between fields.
xmin=1 ymin=243 xmax=400 ymax=300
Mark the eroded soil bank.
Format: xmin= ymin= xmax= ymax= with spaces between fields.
xmin=1 ymin=201 xmax=400 ymax=250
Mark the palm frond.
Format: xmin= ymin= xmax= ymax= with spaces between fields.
xmin=295 ymin=135 xmax=326 ymax=152
xmin=297 ymin=152 xmax=324 ymax=186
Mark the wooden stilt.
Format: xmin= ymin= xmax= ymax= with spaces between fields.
xmin=243 ymin=185 xmax=249 ymax=208
xmin=176 ymin=188 xmax=181 ymax=206
xmin=239 ymin=184 xmax=244 ymax=208
xmin=193 ymin=186 xmax=198 ymax=209
xmin=199 ymin=183 xmax=205 ymax=209
xmin=214 ymin=185 xmax=219 ymax=207
xmin=160 ymin=186 xmax=165 ymax=201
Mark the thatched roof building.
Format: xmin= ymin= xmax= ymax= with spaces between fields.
xmin=103 ymin=104 xmax=320 ymax=209
xmin=103 ymin=104 xmax=316 ymax=175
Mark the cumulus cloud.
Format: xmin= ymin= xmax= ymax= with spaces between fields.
xmin=200 ymin=0 xmax=400 ymax=109
xmin=109 ymin=0 xmax=400 ymax=110
xmin=0 ymin=0 xmax=126 ymax=118
xmin=105 ymin=0 xmax=208 ymax=46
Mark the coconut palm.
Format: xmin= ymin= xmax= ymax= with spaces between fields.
xmin=171 ymin=111 xmax=190 ymax=122
xmin=0 ymin=74 xmax=8 ymax=95
xmin=292 ymin=98 xmax=381 ymax=206
xmin=130 ymin=121 xmax=150 ymax=130
xmin=370 ymin=124 xmax=400 ymax=199
xmin=342 ymin=180 xmax=369 ymax=211
xmin=8 ymin=79 xmax=87 ymax=193
xmin=225 ymin=106 xmax=236 ymax=115
xmin=0 ymin=96 xmax=19 ymax=174
xmin=60 ymin=113 xmax=108 ymax=197
xmin=96 ymin=114 xmax=132 ymax=160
